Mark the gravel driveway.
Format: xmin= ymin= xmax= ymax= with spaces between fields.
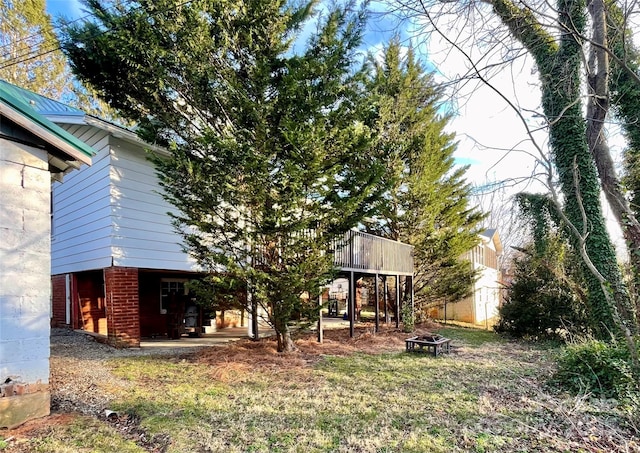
xmin=49 ymin=328 xmax=237 ymax=416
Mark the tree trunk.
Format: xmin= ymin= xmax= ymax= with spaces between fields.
xmin=587 ymin=0 xmax=640 ymax=312
xmin=273 ymin=304 xmax=297 ymax=352
xmin=491 ymin=0 xmax=635 ymax=337
xmin=275 ymin=323 xmax=296 ymax=352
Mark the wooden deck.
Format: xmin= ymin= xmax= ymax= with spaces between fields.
xmin=333 ymin=230 xmax=413 ymax=275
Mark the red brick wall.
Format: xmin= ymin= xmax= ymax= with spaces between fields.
xmin=104 ymin=267 xmax=140 ymax=347
xmin=51 ymin=274 xmax=67 ymax=328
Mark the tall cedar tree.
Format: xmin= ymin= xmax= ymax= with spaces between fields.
xmin=363 ymin=41 xmax=485 ymax=315
xmin=62 ymin=0 xmax=388 ymax=352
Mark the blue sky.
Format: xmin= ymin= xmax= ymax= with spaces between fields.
xmin=45 ymin=0 xmax=494 ymax=184
xmin=46 ymin=0 xmax=85 ymax=20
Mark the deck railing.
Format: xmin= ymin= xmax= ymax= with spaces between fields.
xmin=333 ymin=230 xmax=414 ymax=275
xmin=252 ymin=229 xmax=414 ymax=276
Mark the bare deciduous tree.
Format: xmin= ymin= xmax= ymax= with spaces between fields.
xmin=392 ymin=0 xmax=639 ymax=342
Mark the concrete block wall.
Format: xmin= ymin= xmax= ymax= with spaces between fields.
xmin=0 ymin=140 xmax=52 ymax=428
xmin=104 ymin=266 xmax=140 ymax=347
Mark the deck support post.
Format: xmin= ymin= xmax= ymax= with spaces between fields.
xmin=383 ymin=276 xmax=389 ymax=324
xmin=395 ymin=274 xmax=400 ymax=329
xmin=349 ymin=271 xmax=355 ymax=337
xmin=317 ymin=292 xmax=323 ymax=343
xmin=374 ymin=274 xmax=380 ymax=333
xmin=409 ymin=275 xmax=414 ymax=319
xmin=250 ymin=290 xmax=259 ymax=341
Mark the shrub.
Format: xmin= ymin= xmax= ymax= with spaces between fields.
xmin=553 ymin=339 xmax=638 ymax=400
xmin=402 ymin=302 xmax=415 ymax=333
xmin=494 ymin=240 xmax=588 ymax=340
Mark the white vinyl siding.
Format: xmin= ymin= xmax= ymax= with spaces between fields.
xmin=51 ymin=127 xmax=198 ymax=274
xmin=473 ymin=267 xmax=500 ymax=324
xmin=51 ymin=126 xmax=112 ymax=274
xmin=108 ymin=137 xmax=197 ymax=271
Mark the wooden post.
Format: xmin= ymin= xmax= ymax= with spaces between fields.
xmin=410 ymin=275 xmax=414 ymax=314
xmin=349 ymin=271 xmax=355 ymax=337
xmin=395 ymin=274 xmax=400 ymax=329
xmin=374 ymin=274 xmax=380 ymax=333
xmin=250 ymin=291 xmax=259 ymax=341
xmin=317 ymin=292 xmax=323 ymax=343
xmin=383 ymin=276 xmax=389 ymax=324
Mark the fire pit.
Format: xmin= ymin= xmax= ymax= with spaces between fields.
xmin=405 ymin=334 xmax=451 ymax=356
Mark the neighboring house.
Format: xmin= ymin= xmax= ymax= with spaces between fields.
xmin=0 ymin=81 xmax=94 ymax=428
xmin=0 ymin=81 xmax=204 ymax=348
xmin=438 ymin=228 xmax=503 ymax=327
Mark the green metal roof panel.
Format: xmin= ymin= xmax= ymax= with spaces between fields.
xmin=0 ymin=80 xmax=95 ymax=162
xmin=0 ymin=80 xmax=85 ymax=116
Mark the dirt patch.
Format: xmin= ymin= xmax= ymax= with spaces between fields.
xmin=195 ymin=323 xmax=440 ymax=381
xmin=0 ymin=413 xmax=79 ymax=452
xmin=102 ymin=411 xmax=171 ymax=453
xmin=2 ymin=413 xmax=75 ymax=438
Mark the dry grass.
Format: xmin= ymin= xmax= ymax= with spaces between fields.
xmin=2 ymin=323 xmax=639 ymax=453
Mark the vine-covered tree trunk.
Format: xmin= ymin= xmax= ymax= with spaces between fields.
xmin=491 ymin=0 xmax=635 ymax=336
xmin=587 ymin=0 xmax=640 ymax=301
xmin=607 ymin=1 xmax=640 ymax=302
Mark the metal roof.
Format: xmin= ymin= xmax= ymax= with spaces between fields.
xmin=0 ymin=80 xmax=95 ymax=166
xmin=0 ymin=81 xmax=175 ymax=160
xmin=0 ymin=80 xmax=85 ymax=117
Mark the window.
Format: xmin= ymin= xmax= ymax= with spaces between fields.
xmin=160 ymin=279 xmax=187 ymax=314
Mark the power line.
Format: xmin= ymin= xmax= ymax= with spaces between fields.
xmin=0 ymin=0 xmax=193 ymax=72
xmin=0 ymin=0 xmax=132 ymax=58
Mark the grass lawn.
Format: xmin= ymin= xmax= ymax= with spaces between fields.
xmin=2 ymin=324 xmax=638 ymax=452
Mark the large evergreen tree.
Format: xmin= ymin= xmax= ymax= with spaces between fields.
xmin=62 ymin=0 xmax=388 ymax=351
xmin=363 ymin=40 xmax=485 ymax=315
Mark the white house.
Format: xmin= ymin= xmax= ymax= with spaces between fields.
xmin=438 ymin=228 xmax=503 ymax=327
xmin=0 ymin=80 xmax=205 ymax=348
xmin=2 ymin=81 xmax=417 ymax=348
xmin=0 ymin=80 xmax=94 ymax=428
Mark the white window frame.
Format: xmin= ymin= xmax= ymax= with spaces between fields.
xmin=160 ymin=278 xmax=188 ymax=314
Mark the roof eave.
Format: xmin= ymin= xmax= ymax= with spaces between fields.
xmin=0 ymin=102 xmax=93 ymax=166
xmin=94 ymin=119 xmax=169 ymax=155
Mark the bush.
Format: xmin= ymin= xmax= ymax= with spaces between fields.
xmin=401 ymin=302 xmax=415 ymax=333
xmin=494 ymin=241 xmax=588 ymax=340
xmin=553 ymin=339 xmax=638 ymax=400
